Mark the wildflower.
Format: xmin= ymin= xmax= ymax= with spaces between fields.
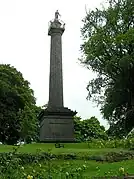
xmin=66 ymin=162 xmax=70 ymax=165
xmin=27 ymin=175 xmax=33 ymax=179
xmin=52 ymin=157 xmax=56 ymax=160
xmin=119 ymin=167 xmax=125 ymax=173
xmin=77 ymin=167 xmax=82 ymax=171
xmin=83 ymin=164 xmax=87 ymax=169
xmin=66 ymin=172 xmax=69 ymax=176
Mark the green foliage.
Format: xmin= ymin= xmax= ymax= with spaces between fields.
xmin=80 ymin=0 xmax=134 ymax=136
xmin=106 ymin=121 xmax=128 ymax=138
xmin=0 ymin=64 xmax=37 ymax=145
xmin=86 ymin=138 xmax=134 ymax=149
xmin=0 ymin=148 xmax=87 ymax=179
xmin=126 ymin=128 xmax=134 ymax=139
xmin=19 ymin=105 xmax=40 ymax=143
xmin=74 ymin=116 xmax=107 ymax=141
xmin=0 ymin=145 xmax=134 ymax=178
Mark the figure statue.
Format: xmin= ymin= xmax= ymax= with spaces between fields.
xmin=55 ymin=10 xmax=60 ymax=21
xmin=63 ymin=23 xmax=65 ymax=28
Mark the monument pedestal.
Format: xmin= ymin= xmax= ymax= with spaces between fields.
xmin=39 ymin=107 xmax=77 ymax=142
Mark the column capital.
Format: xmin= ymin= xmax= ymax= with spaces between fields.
xmin=48 ymin=12 xmax=65 ymax=36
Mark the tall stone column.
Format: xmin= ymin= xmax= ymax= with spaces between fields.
xmin=48 ymin=20 xmax=64 ymax=107
xmin=39 ymin=11 xmax=77 ymax=142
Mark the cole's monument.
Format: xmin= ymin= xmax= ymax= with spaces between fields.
xmin=39 ymin=11 xmax=77 ymax=142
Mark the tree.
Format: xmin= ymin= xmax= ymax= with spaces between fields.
xmin=126 ymin=128 xmax=134 ymax=138
xmin=73 ymin=116 xmax=83 ymax=141
xmin=0 ymin=64 xmax=36 ymax=144
xmin=106 ymin=120 xmax=127 ymax=138
xmin=19 ymin=105 xmax=40 ymax=143
xmin=74 ymin=116 xmax=107 ymax=141
xmin=80 ymin=0 xmax=134 ymax=136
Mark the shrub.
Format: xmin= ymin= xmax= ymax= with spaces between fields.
xmin=86 ymin=138 xmax=134 ymax=149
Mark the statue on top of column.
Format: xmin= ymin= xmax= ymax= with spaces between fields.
xmin=55 ymin=10 xmax=61 ymax=21
xmin=48 ymin=10 xmax=65 ymax=32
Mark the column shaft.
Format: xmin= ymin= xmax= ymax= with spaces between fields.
xmin=49 ymin=32 xmax=64 ymax=107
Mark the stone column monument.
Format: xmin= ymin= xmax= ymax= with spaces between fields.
xmin=39 ymin=11 xmax=77 ymax=142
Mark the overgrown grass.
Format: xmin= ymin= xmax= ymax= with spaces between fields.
xmin=23 ymin=159 xmax=134 ymax=178
xmin=1 ymin=155 xmax=133 ymax=178
xmin=0 ymin=139 xmax=134 ymax=178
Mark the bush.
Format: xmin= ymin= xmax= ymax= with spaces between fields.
xmin=86 ymin=138 xmax=134 ymax=149
xmin=0 ymin=151 xmax=86 ymax=179
xmin=0 ymin=145 xmax=134 ymax=178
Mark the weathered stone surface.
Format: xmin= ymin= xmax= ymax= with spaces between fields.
xmin=39 ymin=107 xmax=77 ymax=142
xmin=48 ymin=19 xmax=64 ymax=108
xmin=39 ymin=12 xmax=77 ymax=142
xmin=49 ymin=32 xmax=63 ymax=107
xmin=39 ymin=107 xmax=77 ymax=119
xmin=40 ymin=114 xmax=75 ymax=142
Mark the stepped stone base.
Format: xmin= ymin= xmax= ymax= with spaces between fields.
xmin=39 ymin=107 xmax=77 ymax=142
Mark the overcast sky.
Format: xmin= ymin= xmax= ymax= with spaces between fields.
xmin=0 ymin=0 xmax=109 ymax=128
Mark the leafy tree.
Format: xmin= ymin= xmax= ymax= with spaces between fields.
xmin=74 ymin=116 xmax=107 ymax=141
xmin=80 ymin=0 xmax=134 ymax=136
xmin=18 ymin=105 xmax=40 ymax=143
xmin=106 ymin=120 xmax=127 ymax=138
xmin=126 ymin=128 xmax=134 ymax=138
xmin=0 ymin=64 xmax=36 ymax=144
xmin=73 ymin=116 xmax=83 ymax=141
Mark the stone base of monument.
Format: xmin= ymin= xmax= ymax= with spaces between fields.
xmin=39 ymin=107 xmax=77 ymax=142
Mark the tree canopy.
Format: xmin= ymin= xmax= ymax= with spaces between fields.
xmin=0 ymin=64 xmax=37 ymax=144
xmin=80 ymin=0 xmax=134 ymax=136
xmin=74 ymin=116 xmax=107 ymax=141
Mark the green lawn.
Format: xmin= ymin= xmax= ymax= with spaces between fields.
xmin=0 ymin=143 xmax=129 ymax=154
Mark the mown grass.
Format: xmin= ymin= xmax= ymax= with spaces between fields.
xmin=0 ymin=143 xmax=129 ymax=154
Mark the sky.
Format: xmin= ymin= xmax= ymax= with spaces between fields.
xmin=0 ymin=0 xmax=109 ymax=129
